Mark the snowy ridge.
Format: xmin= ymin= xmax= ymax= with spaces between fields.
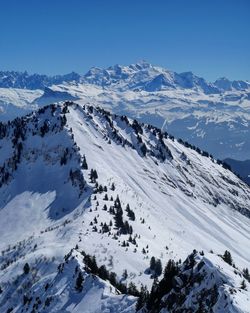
xmin=138 ymin=251 xmax=250 ymax=312
xmin=0 ymin=102 xmax=250 ymax=312
xmin=2 ymin=62 xmax=248 ymax=93
xmin=46 ymin=81 xmax=250 ymax=160
xmin=0 ymin=88 xmax=42 ymax=122
xmin=83 ymin=61 xmax=245 ymax=94
xmin=82 ymin=61 xmax=246 ymax=93
xmin=214 ymin=77 xmax=250 ymax=92
xmin=0 ymin=248 xmax=137 ymax=313
xmin=0 ymin=62 xmax=250 ymax=160
xmin=0 ymin=71 xmax=81 ymax=90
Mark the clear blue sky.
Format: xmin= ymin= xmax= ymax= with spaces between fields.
xmin=0 ymin=0 xmax=249 ymax=81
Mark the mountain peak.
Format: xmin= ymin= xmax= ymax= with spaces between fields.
xmin=0 ymin=101 xmax=250 ymax=312
xmin=133 ymin=59 xmax=152 ymax=69
xmin=1 ymin=64 xmax=249 ymax=94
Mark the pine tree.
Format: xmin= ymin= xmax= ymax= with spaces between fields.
xmin=109 ymin=206 xmax=115 ymax=215
xmin=75 ymin=271 xmax=84 ymax=291
xmin=109 ymin=272 xmax=117 ymax=286
xmin=122 ymin=269 xmax=128 ymax=280
xmin=90 ymin=169 xmax=98 ymax=183
xmin=114 ymin=195 xmax=121 ymax=209
xmin=243 ymin=268 xmax=250 ymax=282
xmin=91 ymin=256 xmax=98 ymax=274
xmin=125 ymin=204 xmax=130 ymax=212
xmin=155 ymin=259 xmax=162 ymax=277
xmin=128 ymin=282 xmax=139 ymax=296
xmin=222 ymin=250 xmax=233 ymax=265
xmin=132 ymin=237 xmax=137 ymax=245
xmin=122 ymin=221 xmax=130 ymax=234
xmin=84 ymin=254 xmax=98 ymax=274
xmin=140 ymin=143 xmax=147 ymax=156
xmin=147 ymin=278 xmax=159 ymax=309
xmin=102 ymin=223 xmax=109 ymax=233
xmin=129 ymin=210 xmax=135 ymax=221
xmin=150 ymin=256 xmax=156 ymax=271
xmin=136 ymin=285 xmax=149 ymax=311
xmin=23 ymin=263 xmax=30 ymax=275
xmin=23 ymin=294 xmax=30 ymax=305
xmin=129 ymin=225 xmax=133 ymax=234
xmin=125 ymin=204 xmax=135 ymax=221
xmin=114 ymin=205 xmax=124 ymax=230
xmin=81 ymin=156 xmax=88 ymax=169
xmin=98 ymin=265 xmax=108 ymax=280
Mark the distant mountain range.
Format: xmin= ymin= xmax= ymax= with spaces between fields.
xmin=0 ymin=61 xmax=249 ymax=93
xmin=83 ymin=62 xmax=250 ymax=93
xmin=0 ymin=62 xmax=249 ymax=162
xmin=0 ymin=70 xmax=81 ymax=90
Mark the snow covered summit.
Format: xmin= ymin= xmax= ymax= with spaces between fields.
xmin=1 ymin=63 xmax=250 ymax=161
xmin=82 ymin=62 xmax=222 ymax=93
xmin=0 ymin=101 xmax=249 ymax=312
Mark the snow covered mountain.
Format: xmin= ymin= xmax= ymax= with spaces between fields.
xmin=41 ymin=81 xmax=250 ymax=160
xmin=2 ymin=62 xmax=249 ymax=93
xmin=82 ymin=62 xmax=228 ymax=94
xmin=214 ymin=77 xmax=250 ymax=92
xmin=0 ymin=101 xmax=249 ymax=312
xmin=1 ymin=62 xmax=249 ymax=161
xmin=0 ymin=88 xmax=42 ymax=122
xmin=0 ymin=71 xmax=81 ymax=89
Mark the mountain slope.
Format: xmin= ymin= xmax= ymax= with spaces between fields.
xmin=0 ymin=87 xmax=42 ymax=121
xmin=42 ymin=80 xmax=250 ymax=160
xmin=0 ymin=102 xmax=250 ymax=312
xmin=138 ymin=251 xmax=250 ymax=313
xmin=0 ymin=248 xmax=137 ymax=313
xmin=1 ymin=62 xmax=250 ymax=161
